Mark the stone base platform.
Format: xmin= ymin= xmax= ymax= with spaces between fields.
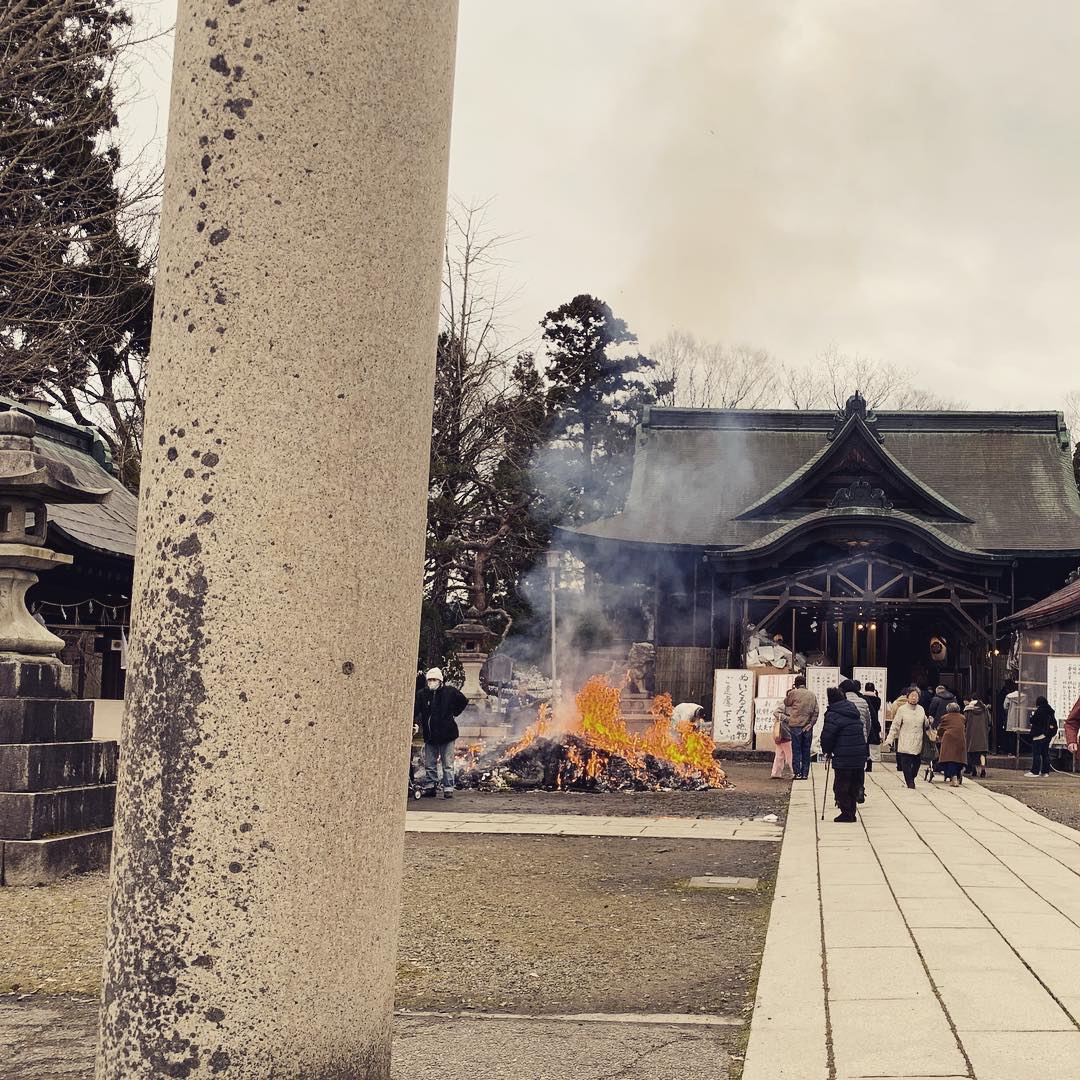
xmin=1 ymin=827 xmax=112 ymax=886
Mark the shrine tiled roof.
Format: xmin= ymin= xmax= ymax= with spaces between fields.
xmin=567 ymin=405 xmax=1080 ymax=555
xmin=0 ymin=399 xmax=137 ymax=560
xmin=1003 ymin=574 xmax=1080 ymax=628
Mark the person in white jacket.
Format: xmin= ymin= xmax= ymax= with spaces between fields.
xmin=884 ymin=690 xmax=929 ymax=789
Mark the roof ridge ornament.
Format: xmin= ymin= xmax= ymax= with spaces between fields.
xmin=828 ymin=478 xmax=894 ymax=511
xmin=828 ymin=390 xmax=884 ymax=443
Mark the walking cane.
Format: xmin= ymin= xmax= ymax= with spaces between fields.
xmin=820 ymin=755 xmax=831 ymax=820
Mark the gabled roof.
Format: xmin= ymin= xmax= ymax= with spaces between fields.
xmin=1003 ymin=573 xmax=1080 ymax=628
xmin=569 ymin=404 xmax=1080 ymax=556
xmin=0 ymin=399 xmax=137 ymax=560
xmin=734 ymin=412 xmax=972 ymax=523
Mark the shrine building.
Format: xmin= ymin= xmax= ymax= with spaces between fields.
xmin=562 ymin=393 xmax=1080 ymax=710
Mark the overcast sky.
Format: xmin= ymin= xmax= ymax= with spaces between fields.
xmin=124 ymin=1 xmax=1080 ymax=415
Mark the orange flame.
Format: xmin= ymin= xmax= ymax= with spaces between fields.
xmin=504 ymin=677 xmax=726 ymax=788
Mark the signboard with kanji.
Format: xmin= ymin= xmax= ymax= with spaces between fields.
xmin=754 ymin=698 xmax=786 ymax=732
xmin=805 ymin=666 xmax=842 ymax=757
xmin=1047 ymin=656 xmax=1080 ymax=746
xmin=712 ymin=669 xmax=754 ymax=747
xmin=853 ymin=666 xmax=889 ymax=697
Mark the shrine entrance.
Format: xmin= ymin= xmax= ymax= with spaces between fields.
xmin=731 ymin=553 xmax=1008 ymax=701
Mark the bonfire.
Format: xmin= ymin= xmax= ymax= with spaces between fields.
xmin=458 ymin=676 xmax=729 ymax=792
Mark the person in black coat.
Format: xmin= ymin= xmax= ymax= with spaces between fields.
xmin=820 ymin=686 xmax=869 ymax=822
xmin=862 ymin=682 xmax=882 ymax=773
xmin=1025 ymin=696 xmax=1057 ymax=778
xmin=413 ymin=667 xmax=469 ymax=797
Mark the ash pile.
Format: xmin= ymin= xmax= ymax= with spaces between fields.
xmin=456 ymin=677 xmax=729 ymax=793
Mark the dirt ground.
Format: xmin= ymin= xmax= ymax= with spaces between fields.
xmin=980 ymin=767 xmax=1080 ymax=831
xmin=0 ymin=764 xmax=784 ymax=1011
xmin=396 ymin=833 xmax=777 ymax=1017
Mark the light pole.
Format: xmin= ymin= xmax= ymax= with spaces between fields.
xmin=546 ymin=549 xmax=560 ymax=708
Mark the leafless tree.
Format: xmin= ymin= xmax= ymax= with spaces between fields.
xmin=0 ymin=0 xmax=163 ymax=489
xmin=426 ymin=200 xmax=545 ymax=642
xmin=650 ymin=330 xmax=778 ymax=409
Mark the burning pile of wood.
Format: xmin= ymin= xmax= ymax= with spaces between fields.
xmin=458 ymin=676 xmax=729 ymax=792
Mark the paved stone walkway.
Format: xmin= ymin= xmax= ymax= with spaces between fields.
xmin=405 ymin=810 xmax=782 ymax=842
xmin=743 ymin=762 xmax=1080 ymax=1080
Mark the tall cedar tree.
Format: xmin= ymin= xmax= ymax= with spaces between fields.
xmin=0 ymin=0 xmax=153 ymax=489
xmin=541 ymin=294 xmax=669 ymax=524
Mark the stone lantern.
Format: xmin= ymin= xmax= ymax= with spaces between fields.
xmin=446 ymin=606 xmax=498 ymax=702
xmin=0 ymin=410 xmax=109 ymax=656
xmin=0 ymin=409 xmax=115 ymax=886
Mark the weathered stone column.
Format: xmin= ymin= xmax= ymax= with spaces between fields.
xmin=97 ymin=4 xmax=457 ymax=1077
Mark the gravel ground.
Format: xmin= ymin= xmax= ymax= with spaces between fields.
xmin=0 ymin=872 xmax=106 ymax=995
xmin=979 ymin=768 xmax=1080 ymax=831
xmin=396 ymin=832 xmax=777 ymax=1017
xmin=0 ymin=762 xmax=784 ymax=1080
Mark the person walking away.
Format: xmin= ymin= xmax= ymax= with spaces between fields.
xmin=413 ymin=667 xmax=468 ymax=798
xmin=785 ymin=675 xmax=819 ymax=780
xmin=936 ymin=702 xmax=967 ymax=787
xmin=770 ymin=700 xmax=794 ymax=779
xmin=863 ymin=682 xmax=882 ymax=772
xmin=928 ymin=684 xmax=957 ymax=723
xmin=1065 ymin=693 xmax=1080 ymax=770
xmin=963 ymin=698 xmax=991 ymax=777
xmin=884 ymin=690 xmax=928 ymax=789
xmin=820 ymin=687 xmax=868 ymax=822
xmin=1025 ymin=696 xmax=1057 ymax=777
xmin=839 ymin=679 xmax=871 ymax=801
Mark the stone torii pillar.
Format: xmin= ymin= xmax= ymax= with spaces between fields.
xmin=97 ymin=3 xmax=457 ymax=1078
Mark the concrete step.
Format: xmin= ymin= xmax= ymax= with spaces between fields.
xmin=0 ymin=783 xmax=116 ymax=840
xmin=0 ymin=698 xmax=94 ymax=744
xmin=0 ymin=741 xmax=118 ymax=792
xmin=1 ymin=827 xmax=112 ymax=886
xmin=0 ymin=658 xmax=72 ymax=699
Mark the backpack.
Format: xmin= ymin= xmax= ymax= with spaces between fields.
xmin=1048 ymin=714 xmax=1059 ymax=737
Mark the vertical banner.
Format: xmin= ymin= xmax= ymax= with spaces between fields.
xmin=1046 ymin=656 xmax=1080 ymax=747
xmin=806 ymin=666 xmax=842 ymax=757
xmin=754 ymin=673 xmax=797 ymax=749
xmin=853 ymin=666 xmax=888 ymax=696
xmin=712 ymin=669 xmax=754 ymax=747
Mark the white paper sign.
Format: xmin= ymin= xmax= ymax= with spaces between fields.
xmin=1047 ymin=656 xmax=1080 ymax=747
xmin=712 ymin=669 xmax=754 ymax=746
xmin=758 ymin=673 xmax=797 ymax=699
xmin=854 ymin=667 xmax=888 ymax=697
xmin=754 ymin=697 xmax=787 ymax=734
xmin=805 ymin=666 xmax=842 ymax=757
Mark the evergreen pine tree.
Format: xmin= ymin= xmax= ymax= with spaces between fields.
xmin=540 ymin=293 xmax=668 ymax=523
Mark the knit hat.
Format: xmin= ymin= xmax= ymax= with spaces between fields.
xmin=425 ymin=668 xmax=444 ymax=683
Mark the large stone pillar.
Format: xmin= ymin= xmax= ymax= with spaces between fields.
xmin=97 ymin=3 xmax=457 ymax=1077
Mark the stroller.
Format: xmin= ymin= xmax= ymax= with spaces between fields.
xmin=408 ymin=733 xmax=427 ymax=800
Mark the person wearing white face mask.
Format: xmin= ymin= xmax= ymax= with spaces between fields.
xmin=413 ymin=668 xmax=469 ymax=798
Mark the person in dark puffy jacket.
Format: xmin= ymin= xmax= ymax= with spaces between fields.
xmin=1025 ymin=697 xmax=1057 ymax=777
xmin=413 ymin=667 xmax=469 ymax=797
xmin=928 ymin=685 xmax=957 ymax=723
xmin=820 ymin=686 xmax=869 ymax=822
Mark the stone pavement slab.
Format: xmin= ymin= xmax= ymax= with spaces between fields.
xmin=0 ymin=998 xmax=736 ymax=1080
xmin=741 ymin=762 xmax=1080 ymax=1079
xmin=404 ymin=810 xmax=782 ymax=841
